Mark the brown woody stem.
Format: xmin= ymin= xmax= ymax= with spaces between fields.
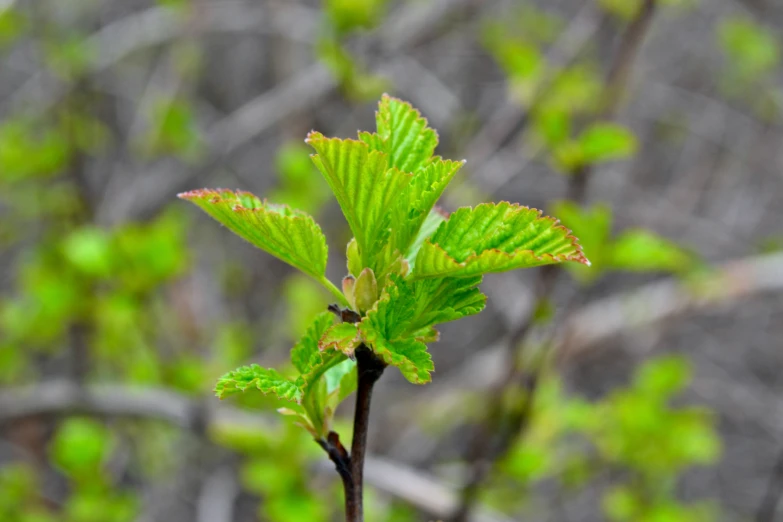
xmin=345 ymin=345 xmax=386 ymax=521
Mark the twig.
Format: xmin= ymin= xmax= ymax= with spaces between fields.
xmin=361 ymin=457 xmax=515 ymax=522
xmin=318 ymin=431 xmax=354 ymax=507
xmin=3 ymin=2 xmax=320 ymax=113
xmin=756 ymin=446 xmax=783 ymax=522
xmin=346 ymin=346 xmax=386 ymax=521
xmin=449 ymin=268 xmax=557 ymax=522
xmin=320 ymin=305 xmax=386 ymax=521
xmin=558 ymin=250 xmax=783 ymax=359
xmin=0 ymin=380 xmax=511 ymax=520
xmin=462 ymin=1 xmax=601 ymax=172
xmin=98 ymin=0 xmax=476 ymax=224
xmin=451 ymin=3 xmax=658 ymax=520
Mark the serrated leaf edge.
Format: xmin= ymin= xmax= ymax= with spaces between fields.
xmin=413 ymin=201 xmax=590 ymax=279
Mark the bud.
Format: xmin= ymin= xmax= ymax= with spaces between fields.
xmin=354 ymin=268 xmax=378 ymax=314
xmin=342 ymin=275 xmax=356 ymax=310
xmin=346 ymin=238 xmax=362 ymax=277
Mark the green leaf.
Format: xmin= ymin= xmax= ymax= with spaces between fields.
xmin=290 ymin=312 xmax=335 ymax=374
xmin=215 ymin=365 xmax=301 ymax=402
xmin=325 ymin=358 xmax=357 ymax=395
xmin=318 ymin=323 xmax=361 ymax=355
xmin=412 ymin=202 xmax=588 ymax=279
xmin=335 ymin=364 xmax=358 ymax=403
xmin=550 ymin=201 xmax=612 ymax=281
xmin=178 ymin=189 xmax=328 ymax=279
xmin=270 ymin=142 xmax=329 ymax=215
xmin=326 ymin=0 xmax=388 ymax=34
xmin=306 ymin=133 xmax=411 ymax=267
xmin=609 ymin=229 xmax=693 ymax=273
xmin=719 ymin=17 xmax=780 ymax=80
xmin=409 ymin=276 xmax=487 ymax=329
xmin=50 ymin=419 xmax=113 ymax=477
xmin=364 ymin=335 xmax=433 ymax=384
xmin=635 ymin=355 xmax=690 ymax=397
xmin=407 ymin=208 xmax=447 ymax=265
xmin=0 ymin=8 xmax=26 ymax=50
xmin=318 ymin=36 xmax=389 ymax=101
xmin=578 ymin=123 xmax=638 ymax=164
xmin=61 ymin=227 xmax=112 ymax=277
xmin=598 ymin=0 xmax=644 ymax=20
xmin=482 ymin=26 xmax=544 ymax=104
xmin=360 ymin=94 xmax=439 ymax=174
xmin=143 ymin=98 xmax=201 ymax=160
xmin=358 ymin=278 xmax=433 ymax=383
xmin=391 ymin=159 xmax=464 ymax=260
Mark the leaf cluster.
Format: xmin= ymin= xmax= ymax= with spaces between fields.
xmin=183 ymin=95 xmax=587 ymax=434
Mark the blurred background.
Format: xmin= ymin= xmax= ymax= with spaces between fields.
xmin=1 ymin=0 xmax=782 ymax=521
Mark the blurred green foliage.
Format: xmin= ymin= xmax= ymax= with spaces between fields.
xmin=317 ymin=0 xmax=390 ymax=100
xmin=139 ymin=98 xmax=202 ymax=161
xmin=551 ymin=201 xmax=696 ymax=283
xmin=489 ymin=356 xmax=720 ymax=521
xmin=718 ymin=16 xmax=782 ymax=118
xmin=0 ymin=0 xmax=742 ymax=520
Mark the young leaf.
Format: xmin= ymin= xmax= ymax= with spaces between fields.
xmin=334 ymin=364 xmax=358 ymax=404
xmin=551 ymin=201 xmax=612 ymax=281
xmin=392 ymin=159 xmax=464 ymax=258
xmin=719 ymin=17 xmax=780 ymax=80
xmin=409 ymin=276 xmax=487 ymax=329
xmin=178 ymin=189 xmax=328 ymax=279
xmin=306 ymin=133 xmax=411 ymax=267
xmin=356 ymin=278 xmax=433 ymax=383
xmin=412 ymin=202 xmax=588 ymax=279
xmin=407 ymin=208 xmax=447 ymax=265
xmin=215 ymin=365 xmax=301 ymax=402
xmin=578 ymin=123 xmax=638 ymax=165
xmin=360 ymin=94 xmax=439 ymax=174
xmin=608 ymin=229 xmax=693 ymax=273
xmin=290 ymin=312 xmax=335 ymax=374
xmin=318 ymin=323 xmax=362 ymax=355
xmin=363 ymin=335 xmax=433 ymax=384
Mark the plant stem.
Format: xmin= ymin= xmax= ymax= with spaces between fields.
xmin=320 ymin=276 xmax=350 ymax=307
xmin=346 ymin=344 xmax=386 ymax=522
xmin=318 ymin=431 xmax=354 ymax=511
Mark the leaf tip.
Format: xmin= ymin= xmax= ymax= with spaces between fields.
xmin=304 ymin=130 xmax=324 ymax=145
xmin=177 ymin=188 xmax=212 ymax=200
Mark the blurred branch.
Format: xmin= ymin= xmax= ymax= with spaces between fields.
xmin=100 ymin=0 xmax=478 ymax=224
xmin=451 ymin=4 xmax=658 ymax=520
xmin=394 ymin=250 xmax=783 ymax=421
xmin=463 ymin=1 xmax=601 ymax=173
xmin=559 ymin=251 xmax=783 ymax=359
xmin=362 ymin=457 xmax=514 ymax=522
xmin=756 ymin=447 xmax=783 ymax=522
xmin=0 ymin=379 xmax=239 ymax=429
xmin=0 ymin=379 xmax=508 ymax=520
xmin=195 ymin=465 xmax=238 ymax=522
xmin=569 ymin=0 xmax=656 ymax=201
xmin=5 ymin=1 xmax=320 ymax=113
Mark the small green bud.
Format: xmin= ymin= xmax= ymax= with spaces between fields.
xmin=342 ymin=275 xmax=356 ymax=310
xmin=354 ymin=268 xmax=378 ymax=314
xmin=346 ymin=238 xmax=362 ymax=277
